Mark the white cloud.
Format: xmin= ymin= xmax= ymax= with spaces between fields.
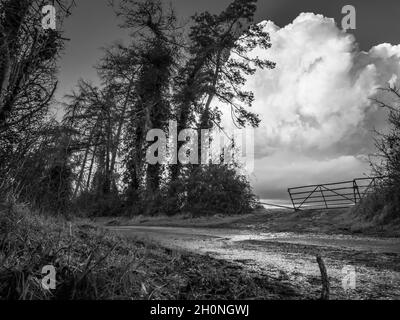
xmin=246 ymin=13 xmax=400 ymax=154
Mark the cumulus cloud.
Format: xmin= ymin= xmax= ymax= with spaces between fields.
xmin=245 ymin=13 xmax=400 ymax=156
xmin=222 ymin=13 xmax=400 ymax=198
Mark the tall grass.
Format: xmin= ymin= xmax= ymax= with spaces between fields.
xmin=354 ymin=183 xmax=400 ymax=225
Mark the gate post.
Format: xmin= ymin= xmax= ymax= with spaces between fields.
xmin=353 ymin=180 xmax=361 ymax=203
xmin=288 ymin=188 xmax=297 ymax=211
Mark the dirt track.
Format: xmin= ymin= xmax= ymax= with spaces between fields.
xmin=109 ymin=224 xmax=400 ymax=299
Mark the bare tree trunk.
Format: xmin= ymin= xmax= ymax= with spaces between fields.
xmin=73 ymin=123 xmax=98 ymax=198
xmin=86 ymin=144 xmax=98 ymax=191
xmin=0 ymin=45 xmax=11 ymax=120
xmin=110 ymin=80 xmax=134 ymax=178
xmin=105 ymin=110 xmax=112 ymax=194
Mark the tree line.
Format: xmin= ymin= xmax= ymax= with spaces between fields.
xmin=0 ymin=0 xmax=275 ymax=217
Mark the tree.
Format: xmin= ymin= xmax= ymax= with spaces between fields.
xmin=109 ymin=0 xmax=178 ymax=204
xmin=365 ymin=86 xmax=400 ymax=221
xmin=169 ymin=0 xmax=275 ymax=187
xmin=0 ymin=0 xmax=73 ymax=127
xmin=57 ymin=0 xmax=274 ymax=217
xmin=63 ymin=80 xmax=124 ymax=197
xmin=0 ymin=0 xmax=74 ymax=209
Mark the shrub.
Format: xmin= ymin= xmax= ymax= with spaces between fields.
xmin=355 ymin=182 xmax=400 ymax=224
xmin=74 ymin=191 xmax=124 ymax=217
xmin=183 ymin=165 xmax=257 ymax=216
xmin=363 ymin=86 xmax=400 ymax=223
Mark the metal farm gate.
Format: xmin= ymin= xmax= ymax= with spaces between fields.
xmin=287 ymin=177 xmax=383 ymax=211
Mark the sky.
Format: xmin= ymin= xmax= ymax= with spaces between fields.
xmin=56 ymin=0 xmax=400 ymax=200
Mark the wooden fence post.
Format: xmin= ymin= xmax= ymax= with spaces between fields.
xmin=316 ymin=255 xmax=330 ymax=300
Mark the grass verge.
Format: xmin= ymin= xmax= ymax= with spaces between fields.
xmin=0 ymin=202 xmax=300 ymax=300
xmin=100 ymin=207 xmax=400 ymax=237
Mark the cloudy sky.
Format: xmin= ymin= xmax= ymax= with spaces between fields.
xmin=244 ymin=13 xmax=400 ymax=200
xmin=57 ymin=0 xmax=400 ymax=200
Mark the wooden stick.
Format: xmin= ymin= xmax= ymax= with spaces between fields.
xmin=316 ymin=255 xmax=330 ymax=300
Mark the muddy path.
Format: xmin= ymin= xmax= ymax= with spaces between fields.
xmin=109 ymin=225 xmax=400 ymax=299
